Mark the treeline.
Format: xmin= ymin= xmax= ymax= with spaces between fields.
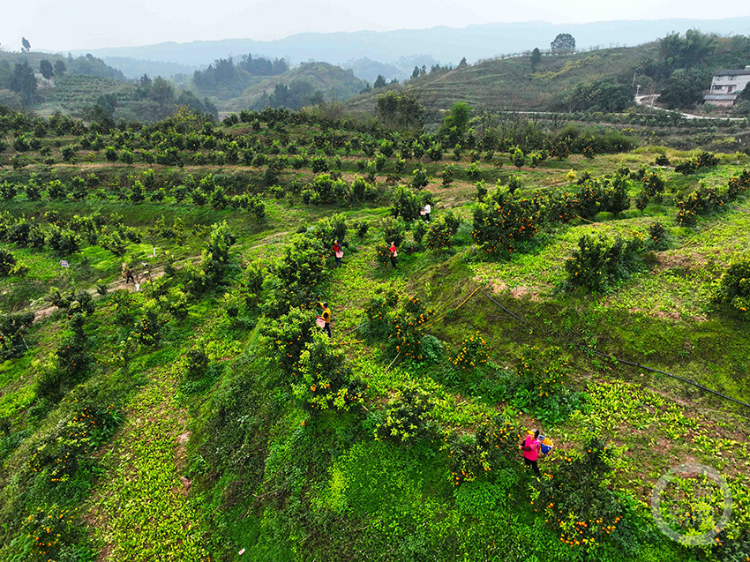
xmin=91 ymin=74 xmax=218 ymax=123
xmin=637 ymin=30 xmax=750 ymax=109
xmin=252 ymin=80 xmax=323 ymax=111
xmin=192 ymin=54 xmax=289 ymax=97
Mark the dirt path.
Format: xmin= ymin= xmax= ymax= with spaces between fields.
xmin=33 ymin=261 xmax=178 ymax=324
xmin=32 ymin=230 xmax=295 ymax=324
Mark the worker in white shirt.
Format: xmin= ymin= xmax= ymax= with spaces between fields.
xmin=422 ymin=203 xmax=431 ymax=222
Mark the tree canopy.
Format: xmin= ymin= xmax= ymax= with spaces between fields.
xmin=659 ymin=29 xmax=717 ymax=68
xmin=551 ymin=33 xmax=576 ymax=52
xmin=563 ymin=80 xmax=632 ymax=112
xmin=375 ymin=91 xmax=426 ymax=130
xmin=658 ymin=68 xmax=708 ymax=109
xmin=268 ymin=80 xmax=323 ymax=110
xmin=54 ymin=60 xmax=67 ymax=76
xmin=441 ymin=102 xmax=472 ymax=135
xmin=9 ymin=63 xmax=39 ymax=106
xmin=531 ymin=48 xmax=542 ymax=67
xmin=39 ymin=60 xmax=54 ymax=80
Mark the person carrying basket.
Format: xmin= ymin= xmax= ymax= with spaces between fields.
xmin=333 ymin=239 xmax=343 ymax=268
xmin=317 ymin=300 xmax=332 ymax=338
xmin=521 ymin=429 xmax=542 ymax=477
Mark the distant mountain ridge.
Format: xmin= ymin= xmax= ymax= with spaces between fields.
xmin=73 ymin=17 xmax=750 ymax=69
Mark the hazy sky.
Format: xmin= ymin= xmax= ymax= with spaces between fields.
xmin=3 ymin=0 xmax=750 ymax=51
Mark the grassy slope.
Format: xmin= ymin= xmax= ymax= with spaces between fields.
xmin=0 ymin=121 xmax=748 ymax=560
xmin=345 ymin=43 xmax=660 ymax=113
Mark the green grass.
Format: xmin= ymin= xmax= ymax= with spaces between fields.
xmin=1 ymin=119 xmax=749 ymax=561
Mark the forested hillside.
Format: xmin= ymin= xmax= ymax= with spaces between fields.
xmin=0 ymin=99 xmax=749 ymax=561
xmin=186 ymin=55 xmax=368 ymax=112
xmin=0 ymin=51 xmax=217 ymax=122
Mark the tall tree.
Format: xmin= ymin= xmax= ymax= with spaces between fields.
xmin=39 ymin=59 xmax=54 ymax=79
xmin=54 ymin=60 xmax=67 ymax=75
xmin=21 ymin=37 xmax=31 ymax=52
xmin=551 ymin=33 xmax=576 ymax=52
xmin=9 ymin=63 xmax=39 ymax=106
xmin=373 ymin=75 xmax=387 ymax=89
xmin=411 ymin=66 xmax=420 ymax=79
xmin=458 ymin=57 xmax=468 ymax=68
xmin=439 ymin=101 xmax=472 ymax=142
xmin=531 ymin=48 xmax=542 ymax=69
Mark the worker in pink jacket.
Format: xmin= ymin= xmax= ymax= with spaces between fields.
xmin=521 ymin=429 xmax=541 ymax=476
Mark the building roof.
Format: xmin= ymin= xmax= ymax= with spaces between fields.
xmin=713 ymin=68 xmax=750 ymax=77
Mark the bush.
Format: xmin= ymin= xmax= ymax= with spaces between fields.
xmin=183 ymin=348 xmax=209 ymax=381
xmin=45 ymin=226 xmax=80 ymax=255
xmin=507 ymin=175 xmax=522 ymax=194
xmin=381 ymin=217 xmax=406 ymax=247
xmin=449 ymin=331 xmax=490 ymax=370
xmin=564 ymin=234 xmax=643 ymax=293
xmin=260 ymin=306 xmax=317 ymax=377
xmin=356 ymin=221 xmax=370 ymax=239
xmin=534 ymin=437 xmax=625 ymax=553
xmin=199 ymin=220 xmax=237 ymax=288
xmin=675 ymin=151 xmax=719 ymax=175
xmin=641 ymin=171 xmax=665 ymax=197
xmin=240 ymin=260 xmax=264 ymax=309
xmin=510 ymin=146 xmax=525 ymax=168
xmin=314 ymin=213 xmax=347 ymax=247
xmin=38 ymin=313 xmax=90 ymax=401
xmin=646 ymin=222 xmax=669 ymax=250
xmin=389 ymin=184 xmax=430 ymax=221
xmin=27 ymin=399 xmax=122 ymax=487
xmin=412 ymin=220 xmax=427 ymax=244
xmin=411 ymin=165 xmax=428 ymax=189
xmin=507 ymin=345 xmax=584 ymax=424
xmin=374 ymin=244 xmax=393 ymax=268
xmin=727 ymin=170 xmax=750 ymax=195
xmin=292 ymin=334 xmax=367 ymax=413
xmin=449 ymin=416 xmax=520 ymax=486
xmin=0 ymin=248 xmax=16 ymax=276
xmin=375 ymin=383 xmax=434 ymax=445
xmin=25 ymin=505 xmax=80 ymax=560
xmin=392 ymin=296 xmax=432 ymax=360
xmin=675 ymin=185 xmax=724 ymax=225
xmin=713 ymin=257 xmax=750 ymax=319
xmin=0 ymin=311 xmax=35 ymax=360
xmin=442 ymin=165 xmax=454 ymax=186
xmin=134 ymin=301 xmax=164 ymax=346
xmin=472 ymin=191 xmax=542 ymax=257
xmin=425 ymin=218 xmax=454 ymax=251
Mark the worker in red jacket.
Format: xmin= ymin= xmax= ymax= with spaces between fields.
xmin=333 ymin=239 xmax=343 ymax=268
xmin=521 ymin=429 xmax=541 ymax=476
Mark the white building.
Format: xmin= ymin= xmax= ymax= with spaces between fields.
xmin=704 ymin=66 xmax=750 ymax=107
